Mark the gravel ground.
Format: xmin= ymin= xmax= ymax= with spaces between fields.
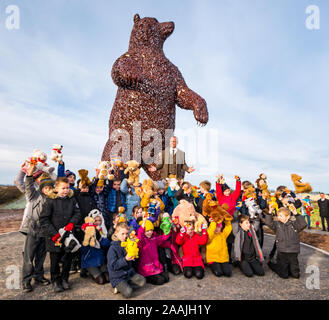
xmin=0 ymin=232 xmax=328 ymax=300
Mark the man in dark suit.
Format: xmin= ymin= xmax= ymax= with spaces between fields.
xmin=148 ymin=136 xmax=195 ymax=180
xmin=318 ymin=193 xmax=329 ymax=231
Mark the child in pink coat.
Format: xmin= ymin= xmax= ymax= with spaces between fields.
xmin=137 ymin=217 xmax=171 ymax=285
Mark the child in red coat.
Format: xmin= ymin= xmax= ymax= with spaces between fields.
xmin=216 ymin=175 xmax=241 ymax=216
xmin=175 ymin=220 xmax=208 ymax=279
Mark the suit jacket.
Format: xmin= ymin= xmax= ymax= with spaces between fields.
xmin=155 ymin=148 xmax=189 ymax=180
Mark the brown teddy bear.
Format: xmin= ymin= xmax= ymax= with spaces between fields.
xmin=172 ymin=200 xmax=207 ymax=233
xmin=255 ymin=173 xmax=269 ymax=193
xmin=78 ymin=169 xmax=92 ymax=188
xmin=124 ymin=160 xmax=140 ymax=187
xmin=137 ymin=179 xmax=154 ymax=210
xmin=291 ymin=174 xmax=313 ymax=194
xmin=243 ymin=184 xmax=256 ymax=200
xmin=204 ymin=201 xmax=232 ymax=224
xmin=81 ymin=216 xmax=97 ymax=247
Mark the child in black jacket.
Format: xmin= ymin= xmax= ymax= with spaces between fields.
xmin=40 ymin=177 xmax=81 ymax=293
xmin=265 ymin=206 xmax=307 ymax=279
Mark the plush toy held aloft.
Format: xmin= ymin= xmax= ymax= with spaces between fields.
xmin=124 ymin=160 xmax=141 ymax=187
xmin=82 ymin=216 xmax=97 ymax=247
xmin=137 ymin=179 xmax=154 ymax=209
xmin=50 ymin=144 xmax=63 ymax=163
xmin=22 ymin=149 xmax=55 ymax=178
xmin=202 ymin=193 xmax=215 ymax=217
xmin=204 ymin=201 xmax=232 ymax=224
xmin=244 ymin=197 xmax=262 ymax=220
xmin=166 ymin=175 xmax=180 ymax=192
xmin=243 ymin=185 xmax=256 ymax=200
xmin=78 ymin=169 xmax=92 ymax=188
xmin=291 ymin=174 xmax=312 ymax=194
xmin=101 ymin=14 xmax=208 ymax=180
xmin=172 ymin=200 xmax=207 ymax=233
xmin=160 ymin=212 xmax=172 ymax=235
xmin=268 ymin=195 xmax=279 ymax=215
xmin=97 ymin=161 xmax=114 ymax=182
xmin=255 ymin=173 xmax=269 ymax=193
xmin=121 ymin=231 xmax=139 ymax=259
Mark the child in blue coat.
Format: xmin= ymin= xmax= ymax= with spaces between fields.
xmin=107 ymin=223 xmax=145 ymax=298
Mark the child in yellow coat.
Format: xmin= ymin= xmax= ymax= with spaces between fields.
xmin=206 ymin=213 xmax=233 ymax=277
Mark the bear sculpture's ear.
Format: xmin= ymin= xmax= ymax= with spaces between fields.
xmin=134 ymin=14 xmax=140 ymax=24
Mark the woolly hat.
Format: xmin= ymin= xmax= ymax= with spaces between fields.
xmin=139 ymin=219 xmax=154 ymax=232
xmin=155 ymin=181 xmax=166 ymax=190
xmin=96 ymin=179 xmax=104 ymax=187
xmin=39 ymin=173 xmax=54 ymax=191
xmin=221 ymin=183 xmax=230 ymax=192
xmin=65 ymin=170 xmax=76 ymax=178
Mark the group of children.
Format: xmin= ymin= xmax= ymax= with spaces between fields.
xmin=15 ymin=160 xmax=308 ymax=298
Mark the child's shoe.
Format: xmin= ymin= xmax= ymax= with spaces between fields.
xmin=62 ymin=279 xmax=71 ymax=290
xmin=53 ymin=281 xmax=64 ymax=293
xmin=22 ymin=281 xmax=33 ymax=293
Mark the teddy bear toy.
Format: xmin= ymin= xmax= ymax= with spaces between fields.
xmin=121 ymin=231 xmax=139 ymax=260
xmin=166 ymin=175 xmax=180 ymax=192
xmin=160 ymin=213 xmax=172 ymax=235
xmin=124 ymin=160 xmax=140 ymax=187
xmin=50 ymin=144 xmax=63 ymax=163
xmin=244 ymin=197 xmax=262 ymax=220
xmin=291 ymin=173 xmax=313 ymax=194
xmin=172 ymin=199 xmax=207 ymax=233
xmin=269 ymin=195 xmax=279 ymax=214
xmin=137 ymin=179 xmax=155 ymax=209
xmin=78 ymin=169 xmax=92 ymax=188
xmin=22 ymin=149 xmax=55 ymax=178
xmin=81 ymin=216 xmax=97 ymax=247
xmin=243 ymin=185 xmax=256 ymax=200
xmin=255 ymin=173 xmax=269 ymax=193
xmin=58 ymin=227 xmax=81 ymax=253
xmin=204 ymin=201 xmax=232 ymax=224
xmin=97 ymin=161 xmax=114 ymax=182
xmin=202 ymin=193 xmax=215 ymax=217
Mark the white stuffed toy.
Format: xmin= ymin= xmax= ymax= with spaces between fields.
xmin=97 ymin=161 xmax=114 ymax=181
xmin=50 ymin=144 xmax=63 ymax=163
xmin=244 ymin=197 xmax=262 ymax=220
xmin=166 ymin=176 xmax=180 ymax=192
xmin=22 ymin=149 xmax=55 ymax=178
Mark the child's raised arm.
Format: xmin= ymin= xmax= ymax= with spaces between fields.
xmin=232 ymin=176 xmax=242 ymax=200
xmin=264 ymin=205 xmax=277 ymax=231
xmin=207 ymin=220 xmax=216 ymax=243
xmin=198 ymin=224 xmax=208 ymax=245
xmin=175 ymin=226 xmax=186 ymax=245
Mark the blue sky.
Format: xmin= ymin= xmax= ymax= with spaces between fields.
xmin=0 ymin=0 xmax=328 ymax=192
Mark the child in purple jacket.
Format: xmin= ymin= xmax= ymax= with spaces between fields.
xmin=136 ymin=217 xmax=171 ymax=285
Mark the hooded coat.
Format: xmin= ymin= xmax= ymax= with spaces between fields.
xmin=206 ymin=221 xmax=232 ymax=263
xmin=176 ymin=229 xmax=208 ymax=268
xmin=39 ymin=189 xmax=81 ymax=253
xmin=136 ymin=226 xmax=171 ymax=277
